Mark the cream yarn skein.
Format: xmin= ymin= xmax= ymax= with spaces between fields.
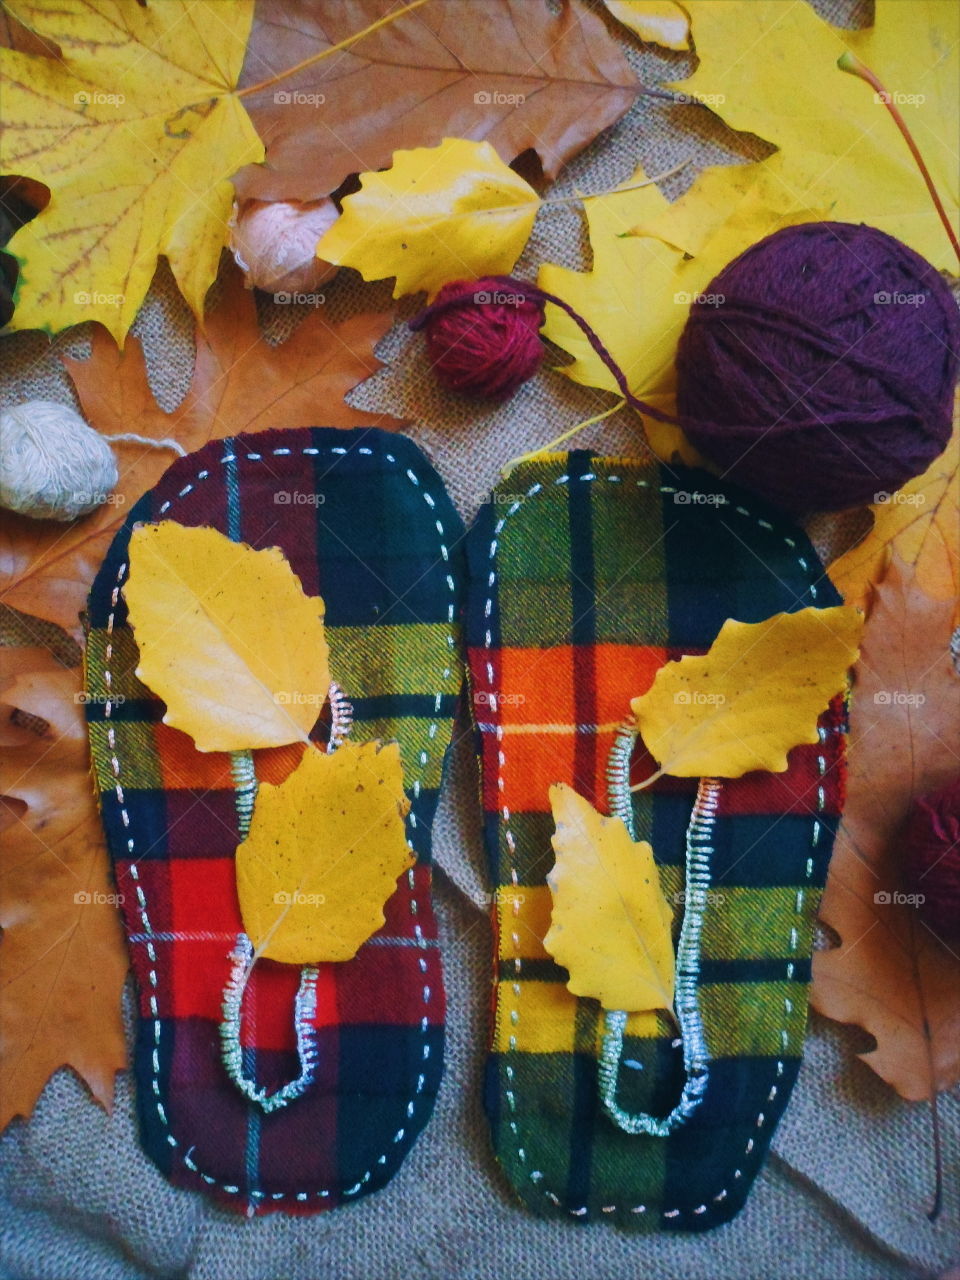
xmin=0 ymin=399 xmax=185 ymax=522
xmin=1 ymin=399 xmax=119 ymax=521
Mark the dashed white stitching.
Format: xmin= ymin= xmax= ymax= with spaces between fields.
xmin=101 ymin=442 xmax=458 ymax=1206
xmin=482 ymin=465 xmax=832 ymax=1221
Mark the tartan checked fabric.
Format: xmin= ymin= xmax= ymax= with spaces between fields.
xmin=84 ymin=427 xmax=464 ymax=1216
xmin=464 ymin=450 xmax=847 ymax=1231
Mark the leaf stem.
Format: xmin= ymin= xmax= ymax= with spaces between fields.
xmin=235 ymin=0 xmax=431 ymax=100
xmin=630 ymin=767 xmax=666 ymax=793
xmin=837 ymin=50 xmax=960 ymax=266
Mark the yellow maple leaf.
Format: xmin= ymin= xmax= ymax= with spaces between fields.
xmin=669 ymin=0 xmax=958 ymax=270
xmin=544 ymin=784 xmax=675 ymax=1013
xmin=317 ymin=137 xmax=540 ymax=299
xmin=538 ymin=157 xmax=826 ymax=461
xmin=631 ymin=607 xmax=863 ymax=780
xmin=828 ymin=404 xmax=959 ymax=617
xmin=235 ymin=741 xmax=413 ymax=964
xmin=602 ymin=0 xmax=690 ymax=50
xmin=124 ymin=522 xmax=329 ymax=752
xmin=1 ymin=0 xmax=263 ymax=342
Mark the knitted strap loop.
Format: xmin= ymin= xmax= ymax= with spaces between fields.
xmin=604 ymin=724 xmax=720 ymax=1136
xmin=220 ymin=934 xmax=320 ymax=1114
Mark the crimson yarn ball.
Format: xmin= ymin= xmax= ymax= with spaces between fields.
xmin=418 ymin=277 xmax=545 ymax=401
xmin=676 ymin=222 xmax=960 ymax=514
xmin=902 ymin=775 xmax=960 ymax=940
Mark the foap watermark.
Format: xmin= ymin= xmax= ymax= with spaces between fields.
xmin=473 ymin=288 xmax=528 ymax=307
xmin=274 ymin=690 xmax=326 ymax=706
xmin=75 ymin=691 xmax=125 ymax=706
xmin=73 ymin=490 xmax=126 ymax=507
xmin=492 ymin=492 xmax=528 ymax=507
xmin=274 ymin=90 xmax=325 ymax=107
xmin=672 ymin=91 xmax=727 ymax=108
xmin=874 ymin=290 xmax=926 ymax=307
xmin=74 ymin=889 xmax=124 ymax=905
xmin=675 ymin=291 xmax=725 ymax=307
xmin=274 ymin=890 xmax=326 ymax=906
xmin=467 ymin=887 xmax=527 ymax=909
xmin=74 ymin=290 xmax=125 ymax=307
xmin=474 ymin=690 xmax=526 ymax=709
xmin=674 ymin=690 xmax=726 ymax=706
xmin=75 ymin=89 xmax=125 ymax=107
xmin=273 ymin=291 xmax=326 ymax=306
xmin=673 ymin=889 xmax=726 ymax=907
xmin=873 ymin=490 xmax=926 ymax=506
xmin=874 ymin=690 xmax=926 ymax=707
xmin=473 ymin=89 xmax=526 ymax=106
xmin=673 ymin=490 xmax=727 ymax=506
xmin=873 ymin=90 xmax=925 ymax=107
xmin=873 ymin=890 xmax=925 ymax=906
xmin=274 ymin=490 xmax=326 ymax=506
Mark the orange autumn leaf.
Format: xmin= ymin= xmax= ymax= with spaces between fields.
xmin=812 ymin=557 xmax=960 ymax=1099
xmin=0 ymin=647 xmax=127 ymax=1130
xmin=0 ymin=263 xmax=401 ymax=640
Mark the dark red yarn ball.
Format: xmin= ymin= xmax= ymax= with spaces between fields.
xmin=418 ymin=277 xmax=545 ymax=400
xmin=676 ymin=222 xmax=960 ymax=514
xmin=902 ymin=775 xmax=960 ymax=940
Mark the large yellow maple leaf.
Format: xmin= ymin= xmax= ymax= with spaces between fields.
xmin=0 ymin=0 xmax=263 ymax=342
xmin=670 ymin=0 xmax=958 ymax=270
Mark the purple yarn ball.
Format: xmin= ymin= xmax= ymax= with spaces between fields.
xmin=676 ymin=222 xmax=960 ymax=514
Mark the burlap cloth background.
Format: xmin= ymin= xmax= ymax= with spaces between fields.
xmin=2 ymin=2 xmax=958 ymax=1276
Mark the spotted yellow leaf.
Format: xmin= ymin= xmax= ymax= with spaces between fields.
xmin=317 ymin=137 xmax=540 ymax=299
xmin=545 ymin=784 xmax=675 ymax=1013
xmin=235 ymin=741 xmax=413 ymax=964
xmin=631 ymin=606 xmax=863 ymax=779
xmin=1 ymin=0 xmax=263 ymax=342
xmin=124 ymin=522 xmax=329 ymax=752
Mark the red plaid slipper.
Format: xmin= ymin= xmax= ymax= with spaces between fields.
xmin=85 ymin=428 xmax=464 ymax=1215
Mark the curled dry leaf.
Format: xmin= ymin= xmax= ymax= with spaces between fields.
xmin=235 ymin=741 xmax=413 ymax=964
xmin=812 ymin=557 xmax=960 ymax=1098
xmin=318 ymin=137 xmax=540 ymax=300
xmin=0 ymin=263 xmax=401 ymax=641
xmin=0 ymin=647 xmax=127 ymax=1130
xmin=234 ymin=0 xmax=640 ymax=203
xmin=124 ymin=523 xmax=330 ymax=752
xmin=602 ymin=0 xmax=690 ymax=50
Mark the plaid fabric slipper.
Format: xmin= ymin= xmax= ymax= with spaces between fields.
xmin=85 ymin=427 xmax=463 ymax=1215
xmin=464 ymin=451 xmax=846 ymax=1230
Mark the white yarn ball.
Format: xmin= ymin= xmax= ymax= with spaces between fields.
xmin=0 ymin=399 xmax=119 ymax=522
xmin=229 ymin=198 xmax=340 ymax=295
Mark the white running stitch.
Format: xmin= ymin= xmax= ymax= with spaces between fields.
xmin=482 ymin=465 xmax=833 ymax=1222
xmin=101 ymin=443 xmax=457 ymax=1205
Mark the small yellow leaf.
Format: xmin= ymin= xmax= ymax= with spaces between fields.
xmin=317 ymin=137 xmax=540 ymax=299
xmin=544 ymin=784 xmax=675 ymax=1013
xmin=235 ymin=741 xmax=413 ymax=964
xmin=124 ymin=522 xmax=329 ymax=752
xmin=631 ymin=606 xmax=863 ymax=779
xmin=603 ymin=0 xmax=690 ymax=50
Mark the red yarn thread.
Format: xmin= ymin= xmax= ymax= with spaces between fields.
xmin=902 ymin=775 xmax=960 ymax=940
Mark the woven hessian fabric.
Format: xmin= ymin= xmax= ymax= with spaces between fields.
xmin=464 ymin=451 xmax=847 ymax=1230
xmin=84 ymin=427 xmax=464 ymax=1215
